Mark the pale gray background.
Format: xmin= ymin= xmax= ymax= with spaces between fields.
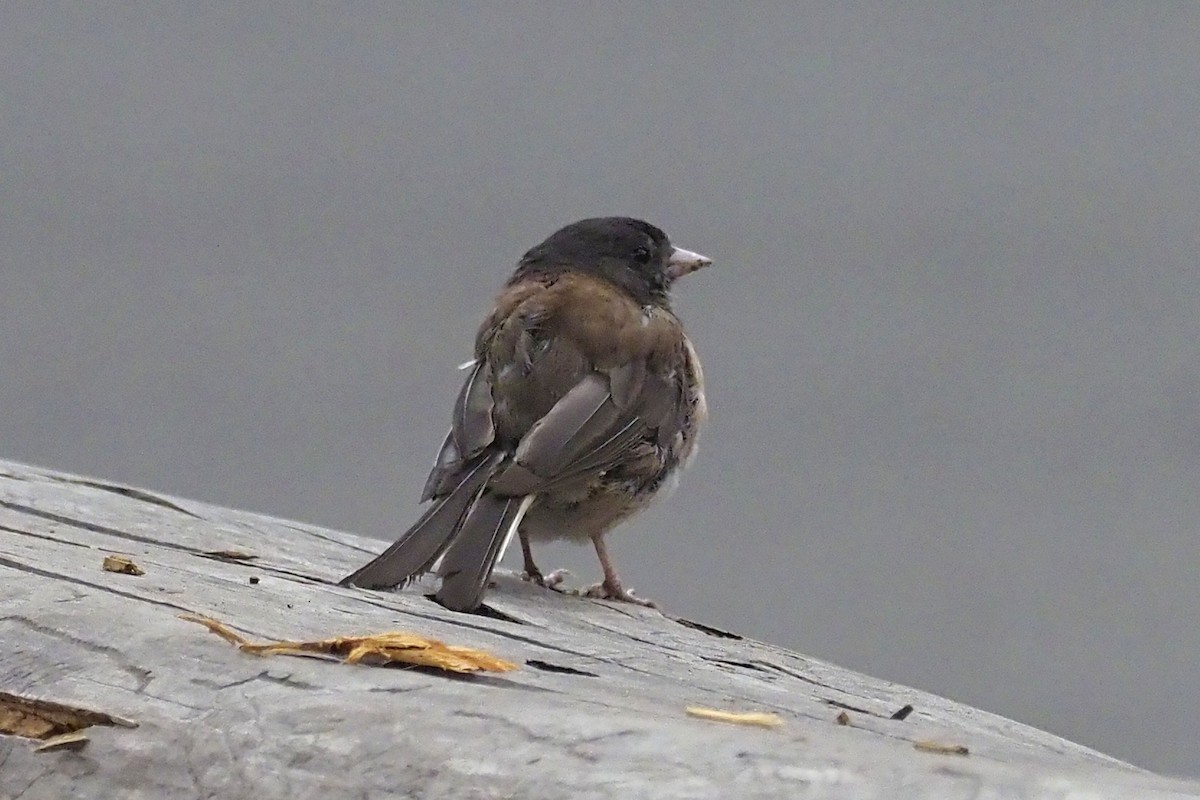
xmin=3 ymin=2 xmax=1198 ymax=777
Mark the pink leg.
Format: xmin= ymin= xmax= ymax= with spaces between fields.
xmin=519 ymin=530 xmax=568 ymax=589
xmin=583 ymin=534 xmax=657 ymax=608
xmin=519 ymin=529 xmax=543 ymax=584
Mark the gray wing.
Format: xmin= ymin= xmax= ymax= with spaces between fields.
xmin=428 ymin=347 xmax=681 ymax=502
xmin=485 ymin=364 xmax=678 ymax=496
xmin=420 ymin=360 xmax=496 ymax=502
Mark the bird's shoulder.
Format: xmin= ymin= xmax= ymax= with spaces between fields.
xmin=477 ymin=272 xmax=688 ymax=371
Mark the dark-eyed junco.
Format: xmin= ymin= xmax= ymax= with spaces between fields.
xmin=340 ymin=217 xmax=711 ymax=611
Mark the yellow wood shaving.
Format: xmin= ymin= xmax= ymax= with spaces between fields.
xmin=0 ymin=690 xmax=136 ymax=740
xmin=182 ymin=614 xmax=248 ymax=646
xmin=913 ymin=739 xmax=970 ymax=756
xmin=685 ymin=706 xmax=783 ymax=728
xmin=102 ymin=554 xmax=145 ymax=576
xmin=179 ymin=614 xmax=517 ymax=673
xmin=35 ymin=731 xmax=90 ymax=752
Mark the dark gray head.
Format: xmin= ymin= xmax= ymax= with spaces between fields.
xmin=511 ymin=217 xmax=712 ymax=306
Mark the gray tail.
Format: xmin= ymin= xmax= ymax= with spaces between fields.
xmin=339 ymin=452 xmax=503 ymax=590
xmin=434 ymin=493 xmax=535 ymax=611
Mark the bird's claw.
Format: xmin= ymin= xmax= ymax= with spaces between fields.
xmin=522 ymin=568 xmax=570 ymax=590
xmin=582 ymin=580 xmax=657 ymax=608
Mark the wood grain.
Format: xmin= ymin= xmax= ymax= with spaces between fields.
xmin=1 ymin=458 xmax=1196 ymax=799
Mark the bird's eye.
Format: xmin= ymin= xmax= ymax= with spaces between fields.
xmin=632 ymin=246 xmax=651 ymax=263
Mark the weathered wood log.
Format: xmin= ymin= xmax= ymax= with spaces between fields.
xmin=1 ymin=458 xmax=1196 ymax=799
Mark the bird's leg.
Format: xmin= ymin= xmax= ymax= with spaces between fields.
xmin=518 ymin=530 xmax=569 ymax=588
xmin=583 ymin=534 xmax=657 ymax=608
xmin=518 ymin=529 xmax=543 ymax=583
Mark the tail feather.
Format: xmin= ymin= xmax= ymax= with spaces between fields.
xmin=434 ymin=494 xmax=535 ymax=611
xmin=339 ymin=452 xmax=503 ymax=590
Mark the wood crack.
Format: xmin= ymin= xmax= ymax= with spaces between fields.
xmin=0 ymin=555 xmax=198 ymax=616
xmin=45 ymin=477 xmax=202 ymax=520
xmin=279 ymin=523 xmax=377 ymax=554
xmin=190 ymin=670 xmax=320 ymax=692
xmin=0 ymin=500 xmax=202 ymax=555
xmin=0 ymin=523 xmax=92 ymax=549
xmin=2 ymin=616 xmax=154 ymax=693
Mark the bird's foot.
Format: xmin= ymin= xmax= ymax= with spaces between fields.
xmin=542 ymin=569 xmax=570 ymax=589
xmin=582 ymin=579 xmax=657 ymax=608
xmin=522 ymin=568 xmax=570 ymax=590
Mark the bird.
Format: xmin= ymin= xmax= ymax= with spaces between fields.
xmin=340 ymin=217 xmax=711 ymax=612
